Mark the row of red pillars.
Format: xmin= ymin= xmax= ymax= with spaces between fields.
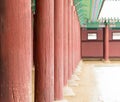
xmin=0 ymin=0 xmax=81 ymax=102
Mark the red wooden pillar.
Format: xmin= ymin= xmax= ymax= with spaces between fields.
xmin=64 ymin=0 xmax=69 ymax=86
xmin=75 ymin=10 xmax=79 ymax=67
xmin=76 ymin=14 xmax=81 ymax=64
xmin=74 ymin=12 xmax=79 ymax=66
xmin=78 ymin=19 xmax=81 ymax=63
xmin=105 ymin=25 xmax=109 ymax=61
xmin=72 ymin=6 xmax=76 ymax=71
xmin=54 ymin=0 xmax=64 ymax=100
xmin=34 ymin=0 xmax=54 ymax=102
xmin=0 ymin=0 xmax=32 ymax=101
xmin=71 ymin=4 xmax=74 ymax=74
xmin=68 ymin=0 xmax=73 ymax=79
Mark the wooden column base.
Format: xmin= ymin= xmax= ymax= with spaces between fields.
xmin=63 ymin=86 xmax=75 ymax=96
xmin=68 ymin=79 xmax=79 ymax=87
xmin=102 ymin=59 xmax=111 ymax=63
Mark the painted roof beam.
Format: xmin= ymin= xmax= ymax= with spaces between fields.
xmin=74 ymin=0 xmax=104 ymax=25
xmin=74 ymin=0 xmax=90 ymax=25
xmin=97 ymin=0 xmax=105 ymax=19
xmin=91 ymin=0 xmax=100 ymax=22
xmin=94 ymin=0 xmax=103 ymax=20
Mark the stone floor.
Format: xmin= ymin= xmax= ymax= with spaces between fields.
xmin=64 ymin=61 xmax=120 ymax=102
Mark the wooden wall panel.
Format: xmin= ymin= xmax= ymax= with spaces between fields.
xmin=81 ymin=28 xmax=103 ymax=58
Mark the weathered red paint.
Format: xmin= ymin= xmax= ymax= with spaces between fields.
xmin=80 ymin=27 xmax=82 ymax=60
xmin=79 ymin=23 xmax=81 ymax=62
xmin=81 ymin=28 xmax=103 ymax=58
xmin=71 ymin=5 xmax=74 ymax=74
xmin=0 ymin=0 xmax=32 ymax=101
xmin=34 ymin=0 xmax=54 ymax=102
xmin=109 ymin=41 xmax=120 ymax=57
xmin=72 ymin=7 xmax=76 ymax=71
xmin=77 ymin=17 xmax=81 ymax=64
xmin=82 ymin=42 xmax=103 ymax=57
xmin=75 ymin=14 xmax=78 ymax=67
xmin=109 ymin=30 xmax=120 ymax=57
xmin=71 ymin=9 xmax=81 ymax=71
xmin=73 ymin=7 xmax=78 ymax=71
xmin=64 ymin=0 xmax=69 ymax=86
xmin=105 ymin=25 xmax=109 ymax=61
xmin=76 ymin=13 xmax=80 ymax=66
xmin=54 ymin=0 xmax=64 ymax=100
xmin=71 ymin=6 xmax=74 ymax=73
xmin=68 ymin=0 xmax=73 ymax=79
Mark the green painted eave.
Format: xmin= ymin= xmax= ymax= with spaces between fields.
xmin=91 ymin=0 xmax=104 ymax=21
xmin=111 ymin=22 xmax=120 ymax=28
xmin=84 ymin=21 xmax=120 ymax=28
xmin=95 ymin=0 xmax=103 ymax=20
xmin=87 ymin=22 xmax=99 ymax=28
xmin=74 ymin=0 xmax=91 ymax=24
xmin=74 ymin=0 xmax=104 ymax=26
